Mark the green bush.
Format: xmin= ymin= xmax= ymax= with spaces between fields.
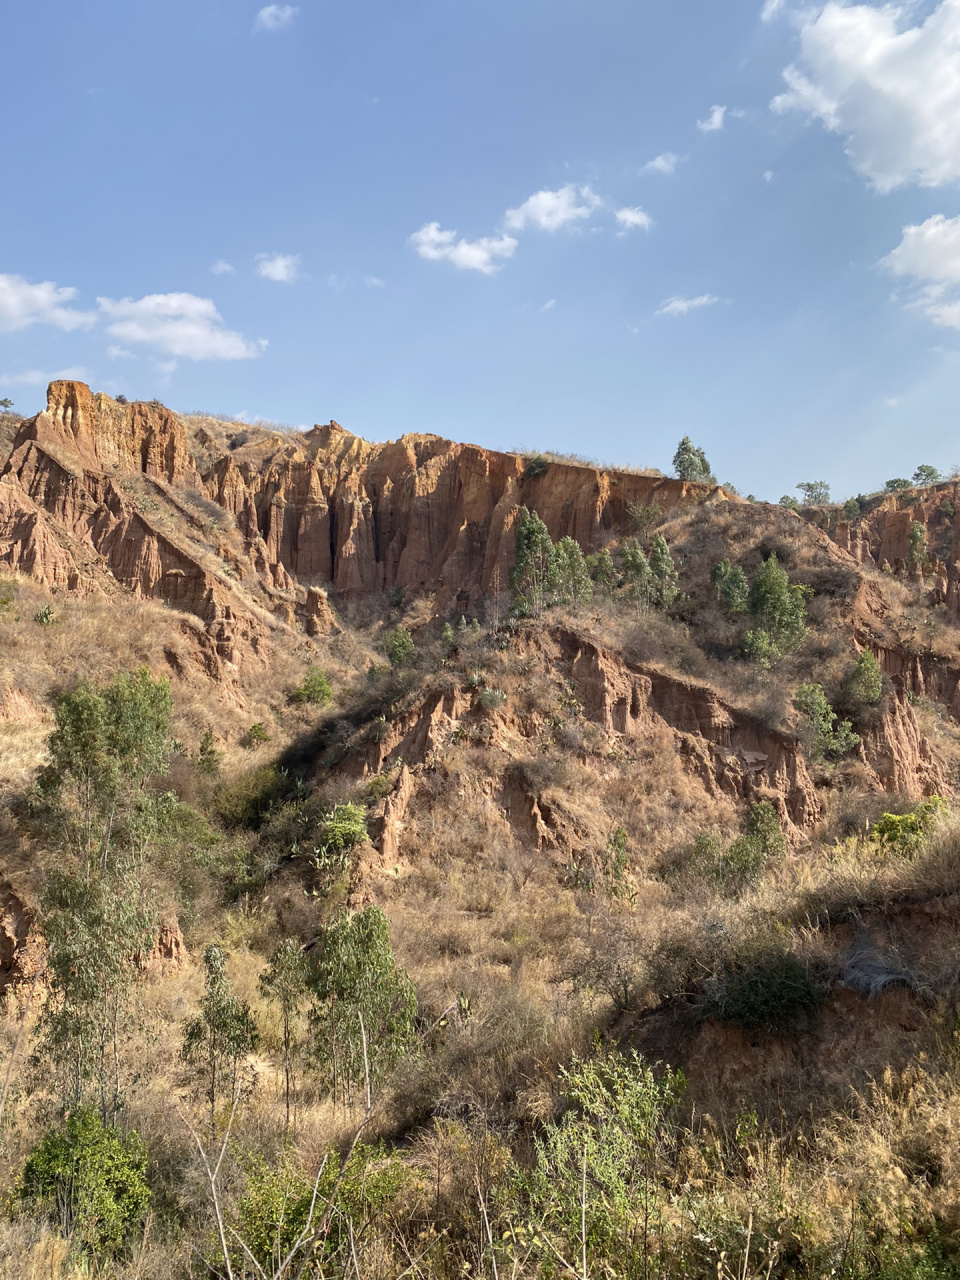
xmin=232 ymin=1146 xmax=407 ymax=1275
xmin=216 ymin=764 xmax=288 ymax=829
xmin=711 ymin=948 xmax=822 ymax=1034
xmin=845 ymin=649 xmax=883 ymax=711
xmin=20 ymin=1109 xmax=150 ymax=1253
xmin=385 ymin=625 xmax=415 ymax=667
xmin=522 ymin=1048 xmax=686 ymax=1274
xmin=196 ymin=728 xmax=222 ymax=777
xmin=289 ymin=665 xmax=333 ymax=706
xmin=523 ymin=453 xmax=549 ymax=478
xmin=871 ymin=796 xmax=946 ymax=856
xmin=33 ymin=604 xmax=56 ymax=626
xmin=794 ymin=682 xmax=860 ymax=759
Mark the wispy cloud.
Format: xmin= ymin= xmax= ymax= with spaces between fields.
xmin=364 ymin=276 xmax=384 ymax=288
xmin=409 ymin=223 xmax=518 ymax=274
xmin=107 ymin=345 xmax=136 ymax=359
xmin=504 ymin=184 xmax=601 ymax=233
xmin=760 ymin=0 xmax=786 ymax=20
xmin=615 ymin=207 xmax=653 ymax=233
xmin=641 ymin=152 xmax=681 ymax=175
xmin=541 ymin=299 xmax=556 ymax=312
xmin=0 ymin=273 xmax=97 ymax=333
xmin=255 ymin=5 xmax=298 ymax=31
xmin=212 ymin=260 xmax=236 ymax=275
xmin=697 ymin=105 xmax=726 ymax=133
xmin=97 ymin=292 xmax=266 ymax=359
xmin=255 ymin=253 xmax=300 ymax=282
xmin=656 ymin=293 xmax=719 ymax=317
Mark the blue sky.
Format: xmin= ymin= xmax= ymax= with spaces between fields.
xmin=5 ymin=0 xmax=960 ymax=501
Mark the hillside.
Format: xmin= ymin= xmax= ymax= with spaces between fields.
xmin=1 ymin=383 xmax=960 ymax=1278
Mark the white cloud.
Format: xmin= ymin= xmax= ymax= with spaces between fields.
xmin=772 ymin=0 xmax=960 ymax=192
xmin=0 ymin=274 xmax=96 ymax=333
xmin=615 ymin=207 xmax=653 ymax=232
xmin=656 ymin=293 xmax=720 ymax=316
xmin=97 ymin=293 xmax=266 ymax=360
xmin=0 ymin=366 xmax=88 ymax=387
xmin=641 ymin=152 xmax=681 ymax=175
xmin=409 ymin=223 xmax=518 ymax=274
xmin=503 ymin=184 xmax=601 ymax=232
xmin=212 ymin=260 xmax=236 ymax=275
xmin=255 ymin=5 xmax=298 ymax=31
xmin=761 ymin=0 xmax=786 ymax=20
xmin=256 ymin=253 xmax=300 ymax=282
xmin=627 ymin=324 xmax=640 ymax=335
xmin=107 ymin=345 xmax=136 ymax=359
xmin=697 ymin=105 xmax=726 ymax=133
xmin=763 ymin=169 xmax=774 ymax=183
xmin=364 ymin=276 xmax=384 ymax=288
xmin=541 ymin=299 xmax=556 ymax=312
xmin=883 ymin=214 xmax=960 ymax=284
xmin=327 ymin=274 xmax=347 ymax=292
xmin=882 ymin=214 xmax=960 ymax=329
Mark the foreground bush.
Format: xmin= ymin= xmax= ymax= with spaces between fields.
xmin=19 ymin=1109 xmax=149 ymax=1254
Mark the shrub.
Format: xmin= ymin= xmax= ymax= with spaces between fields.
xmin=779 ymin=494 xmax=801 ymax=511
xmin=909 ymin=520 xmax=929 ymax=568
xmin=842 ymin=496 xmax=863 ymax=520
xmin=242 ymin=721 xmax=271 ymax=748
xmin=885 ymin=477 xmax=913 ymax=493
xmin=289 ymin=665 xmax=333 ymax=706
xmin=871 ymin=796 xmax=947 ymax=856
xmin=196 ymin=727 xmax=222 ymax=776
xmin=385 ymin=625 xmax=415 ymax=666
xmin=20 ymin=1109 xmax=150 ymax=1253
xmin=845 ymin=649 xmax=883 ymax=710
xmin=711 ymin=948 xmax=823 ymax=1034
xmin=710 ymin=558 xmax=749 ymax=614
xmin=523 ymin=454 xmax=549 ymax=478
xmin=794 ymin=683 xmax=860 ymax=759
xmin=33 ymin=604 xmax=56 ymax=626
xmin=523 ymin=1048 xmax=686 ymax=1275
xmin=626 ymin=500 xmax=662 ymax=538
xmin=215 ymin=764 xmax=288 ymax=829
xmin=317 ymin=802 xmax=368 ymax=861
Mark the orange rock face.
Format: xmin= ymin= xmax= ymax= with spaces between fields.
xmin=3 ymin=383 xmax=730 ymax=626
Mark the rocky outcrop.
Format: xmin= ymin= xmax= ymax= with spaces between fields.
xmin=15 ymin=381 xmax=202 ymax=488
xmin=554 ymin=629 xmax=823 ymax=829
xmin=2 ymin=382 xmax=732 ymax=656
xmin=204 ymin=418 xmax=735 ymax=611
